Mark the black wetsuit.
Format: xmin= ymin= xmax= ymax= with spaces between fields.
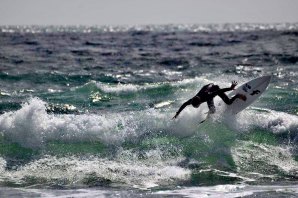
xmin=176 ymin=83 xmax=238 ymax=115
xmin=196 ymin=83 xmax=237 ymax=113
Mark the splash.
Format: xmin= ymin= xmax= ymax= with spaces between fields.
xmin=232 ymin=141 xmax=298 ymax=178
xmin=227 ymin=108 xmax=298 ymax=135
xmin=0 ymin=151 xmax=190 ymax=188
xmin=0 ymin=98 xmax=140 ymax=148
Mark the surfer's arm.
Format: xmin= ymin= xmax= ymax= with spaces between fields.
xmin=211 ymin=81 xmax=238 ymax=96
xmin=172 ymin=99 xmax=192 ymax=119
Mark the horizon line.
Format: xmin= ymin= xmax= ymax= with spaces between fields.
xmin=1 ymin=22 xmax=298 ymax=27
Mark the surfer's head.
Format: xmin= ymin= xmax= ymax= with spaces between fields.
xmin=191 ymin=96 xmax=201 ymax=108
xmin=209 ymin=85 xmax=220 ymax=92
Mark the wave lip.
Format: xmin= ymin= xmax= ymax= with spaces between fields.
xmin=0 ymin=97 xmax=177 ymax=148
xmin=0 ymin=98 xmax=127 ymax=148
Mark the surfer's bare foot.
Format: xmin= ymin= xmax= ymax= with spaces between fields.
xmin=236 ymin=94 xmax=247 ymax=101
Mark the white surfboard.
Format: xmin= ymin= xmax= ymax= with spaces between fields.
xmin=224 ymin=75 xmax=271 ymax=114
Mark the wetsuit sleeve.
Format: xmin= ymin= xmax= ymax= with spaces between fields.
xmin=175 ymin=98 xmax=192 ymax=117
xmin=210 ymin=87 xmax=233 ymax=97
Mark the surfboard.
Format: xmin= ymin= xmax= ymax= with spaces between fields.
xmin=224 ymin=75 xmax=271 ymax=114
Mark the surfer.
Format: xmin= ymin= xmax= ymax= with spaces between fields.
xmin=172 ymin=81 xmax=247 ymax=119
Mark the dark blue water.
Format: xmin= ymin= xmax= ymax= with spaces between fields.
xmin=0 ymin=24 xmax=298 ymax=197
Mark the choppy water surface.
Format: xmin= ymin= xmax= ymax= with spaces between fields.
xmin=0 ymin=24 xmax=298 ymax=197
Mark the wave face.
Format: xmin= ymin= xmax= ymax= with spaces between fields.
xmin=0 ymin=24 xmax=298 ymax=195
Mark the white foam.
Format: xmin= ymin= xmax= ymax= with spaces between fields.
xmin=226 ymin=108 xmax=298 ymax=134
xmin=0 ymin=97 xmax=194 ymax=187
xmin=0 ymin=153 xmax=190 ymax=189
xmin=0 ymin=97 xmax=203 ymax=148
xmin=96 ymin=82 xmax=141 ymax=93
xmin=154 ymin=184 xmax=250 ymax=198
xmin=1 ymin=89 xmax=296 ymax=150
xmin=154 ymin=100 xmax=174 ymax=109
xmin=0 ymin=98 xmax=134 ymax=148
xmin=0 ymin=157 xmax=6 ymax=176
xmin=24 ymin=188 xmax=108 ymax=198
xmin=0 ymin=98 xmax=48 ymax=148
xmin=10 ymin=183 xmax=298 ymax=198
xmin=232 ymin=141 xmax=298 ymax=175
xmin=155 ymin=184 xmax=298 ymax=198
xmin=93 ymin=76 xmax=213 ymax=94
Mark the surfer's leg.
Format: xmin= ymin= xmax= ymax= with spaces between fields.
xmin=209 ymin=86 xmax=231 ymax=98
xmin=218 ymin=93 xmax=246 ymax=105
xmin=218 ymin=93 xmax=237 ymax=105
xmin=207 ymin=100 xmax=216 ymax=113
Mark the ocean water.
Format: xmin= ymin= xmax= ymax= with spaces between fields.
xmin=0 ymin=23 xmax=298 ymax=197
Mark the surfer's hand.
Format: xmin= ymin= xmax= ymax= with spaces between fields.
xmin=230 ymin=81 xmax=238 ymax=90
xmin=172 ymin=113 xmax=178 ymax=119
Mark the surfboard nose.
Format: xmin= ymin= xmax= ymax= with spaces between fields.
xmin=263 ymin=75 xmax=272 ymax=81
xmin=257 ymin=75 xmax=272 ymax=83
